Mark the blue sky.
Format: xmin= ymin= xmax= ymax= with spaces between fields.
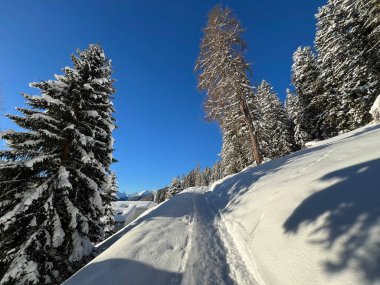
xmin=0 ymin=0 xmax=325 ymax=193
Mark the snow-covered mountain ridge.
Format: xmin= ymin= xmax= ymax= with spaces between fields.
xmin=64 ymin=124 xmax=380 ymax=285
xmin=116 ymin=190 xmax=153 ymax=201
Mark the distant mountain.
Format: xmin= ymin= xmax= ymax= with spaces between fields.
xmin=116 ymin=191 xmax=129 ymax=201
xmin=116 ymin=190 xmax=154 ymax=201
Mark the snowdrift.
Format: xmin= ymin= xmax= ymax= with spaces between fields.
xmin=64 ymin=124 xmax=380 ymax=285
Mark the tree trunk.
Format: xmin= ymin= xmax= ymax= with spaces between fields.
xmin=238 ymin=93 xmax=263 ymax=165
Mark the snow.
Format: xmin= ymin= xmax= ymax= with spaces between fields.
xmin=58 ymin=166 xmax=72 ymax=189
xmin=112 ymin=201 xmax=155 ymax=224
xmin=370 ymin=94 xmax=380 ymax=122
xmin=24 ymin=154 xmax=54 ymax=169
xmin=304 ymin=140 xmax=319 ymax=148
xmin=52 ymin=213 xmax=65 ymax=247
xmin=83 ymin=83 xmax=94 ymax=90
xmin=64 ymin=124 xmax=380 ymax=285
xmin=92 ymin=78 xmax=109 ymax=84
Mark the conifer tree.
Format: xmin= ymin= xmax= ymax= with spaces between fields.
xmin=202 ymin=167 xmax=213 ymax=186
xmin=285 ymin=89 xmax=310 ymax=148
xmin=256 ymin=81 xmax=295 ymax=158
xmin=221 ymin=128 xmax=250 ymax=175
xmin=220 ymin=99 xmax=254 ymax=170
xmin=356 ymin=0 xmax=380 ymax=69
xmin=211 ymin=161 xmax=223 ymax=182
xmin=315 ymin=0 xmax=380 ymax=136
xmin=165 ymin=178 xmax=183 ymax=200
xmin=291 ymin=47 xmax=322 ymax=142
xmin=0 ymin=44 xmax=116 ymax=284
xmin=194 ymin=165 xmax=203 ymax=187
xmin=101 ymin=172 xmax=118 ymax=239
xmin=183 ymin=168 xmax=196 ymax=189
xmin=196 ymin=6 xmax=262 ymax=165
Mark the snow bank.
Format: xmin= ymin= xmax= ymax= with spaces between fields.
xmin=209 ymin=124 xmax=380 ymax=285
xmin=64 ymin=191 xmax=197 ymax=285
xmin=64 ymin=124 xmax=380 ymax=285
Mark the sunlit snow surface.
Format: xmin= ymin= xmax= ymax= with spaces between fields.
xmin=64 ymin=124 xmax=380 ymax=285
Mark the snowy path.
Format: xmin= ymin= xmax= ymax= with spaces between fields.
xmin=64 ymin=187 xmax=255 ymax=285
xmin=181 ymin=188 xmax=257 ymax=285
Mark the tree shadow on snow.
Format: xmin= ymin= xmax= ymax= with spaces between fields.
xmin=283 ymin=159 xmax=380 ymax=283
xmin=64 ymin=258 xmax=182 ymax=285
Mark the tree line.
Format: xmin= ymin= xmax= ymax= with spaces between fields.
xmin=0 ymin=0 xmax=379 ymax=283
xmin=165 ymin=0 xmax=380 ymax=199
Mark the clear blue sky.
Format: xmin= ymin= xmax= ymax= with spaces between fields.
xmin=0 ymin=0 xmax=325 ymax=193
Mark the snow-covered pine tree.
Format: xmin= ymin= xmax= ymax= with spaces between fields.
xmin=356 ymin=0 xmax=380 ymax=69
xmin=0 ymin=44 xmax=116 ymax=284
xmin=220 ymin=126 xmax=251 ymax=175
xmin=256 ymin=81 xmax=295 ymax=159
xmin=315 ymin=0 xmax=380 ymax=136
xmin=202 ymin=167 xmax=213 ymax=186
xmin=211 ymin=161 xmax=223 ymax=182
xmin=246 ymin=91 xmax=271 ymax=160
xmin=219 ymin=92 xmax=256 ymax=174
xmin=291 ymin=47 xmax=322 ymax=142
xmin=194 ymin=165 xmax=203 ymax=187
xmin=285 ymin=89 xmax=310 ymax=148
xmin=220 ymin=131 xmax=241 ymax=175
xmin=183 ymin=168 xmax=196 ymax=189
xmin=101 ymin=172 xmax=118 ymax=239
xmin=195 ymin=6 xmax=263 ymax=165
xmin=165 ymin=177 xmax=183 ymax=200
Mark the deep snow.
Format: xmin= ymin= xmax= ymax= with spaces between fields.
xmin=64 ymin=124 xmax=380 ymax=285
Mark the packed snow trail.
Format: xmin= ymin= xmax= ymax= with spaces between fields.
xmin=64 ymin=187 xmax=255 ymax=285
xmin=181 ymin=188 xmax=257 ymax=285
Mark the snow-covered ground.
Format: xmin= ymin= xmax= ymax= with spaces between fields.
xmin=64 ymin=124 xmax=380 ymax=285
xmin=112 ymin=201 xmax=155 ymax=231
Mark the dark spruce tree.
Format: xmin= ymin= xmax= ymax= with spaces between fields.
xmin=0 ymin=44 xmax=116 ymax=284
xmin=256 ymin=81 xmax=295 ymax=159
xmin=285 ymin=89 xmax=313 ymax=148
xmin=290 ymin=47 xmax=323 ymax=143
xmin=315 ymin=0 xmax=380 ymax=137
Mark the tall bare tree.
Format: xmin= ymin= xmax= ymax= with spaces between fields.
xmin=195 ymin=6 xmax=262 ymax=165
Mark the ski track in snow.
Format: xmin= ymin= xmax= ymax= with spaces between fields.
xmin=181 ymin=187 xmax=257 ymax=285
xmin=65 ymin=186 xmax=257 ymax=285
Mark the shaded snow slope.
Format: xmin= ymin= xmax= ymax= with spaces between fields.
xmin=64 ymin=124 xmax=380 ymax=285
